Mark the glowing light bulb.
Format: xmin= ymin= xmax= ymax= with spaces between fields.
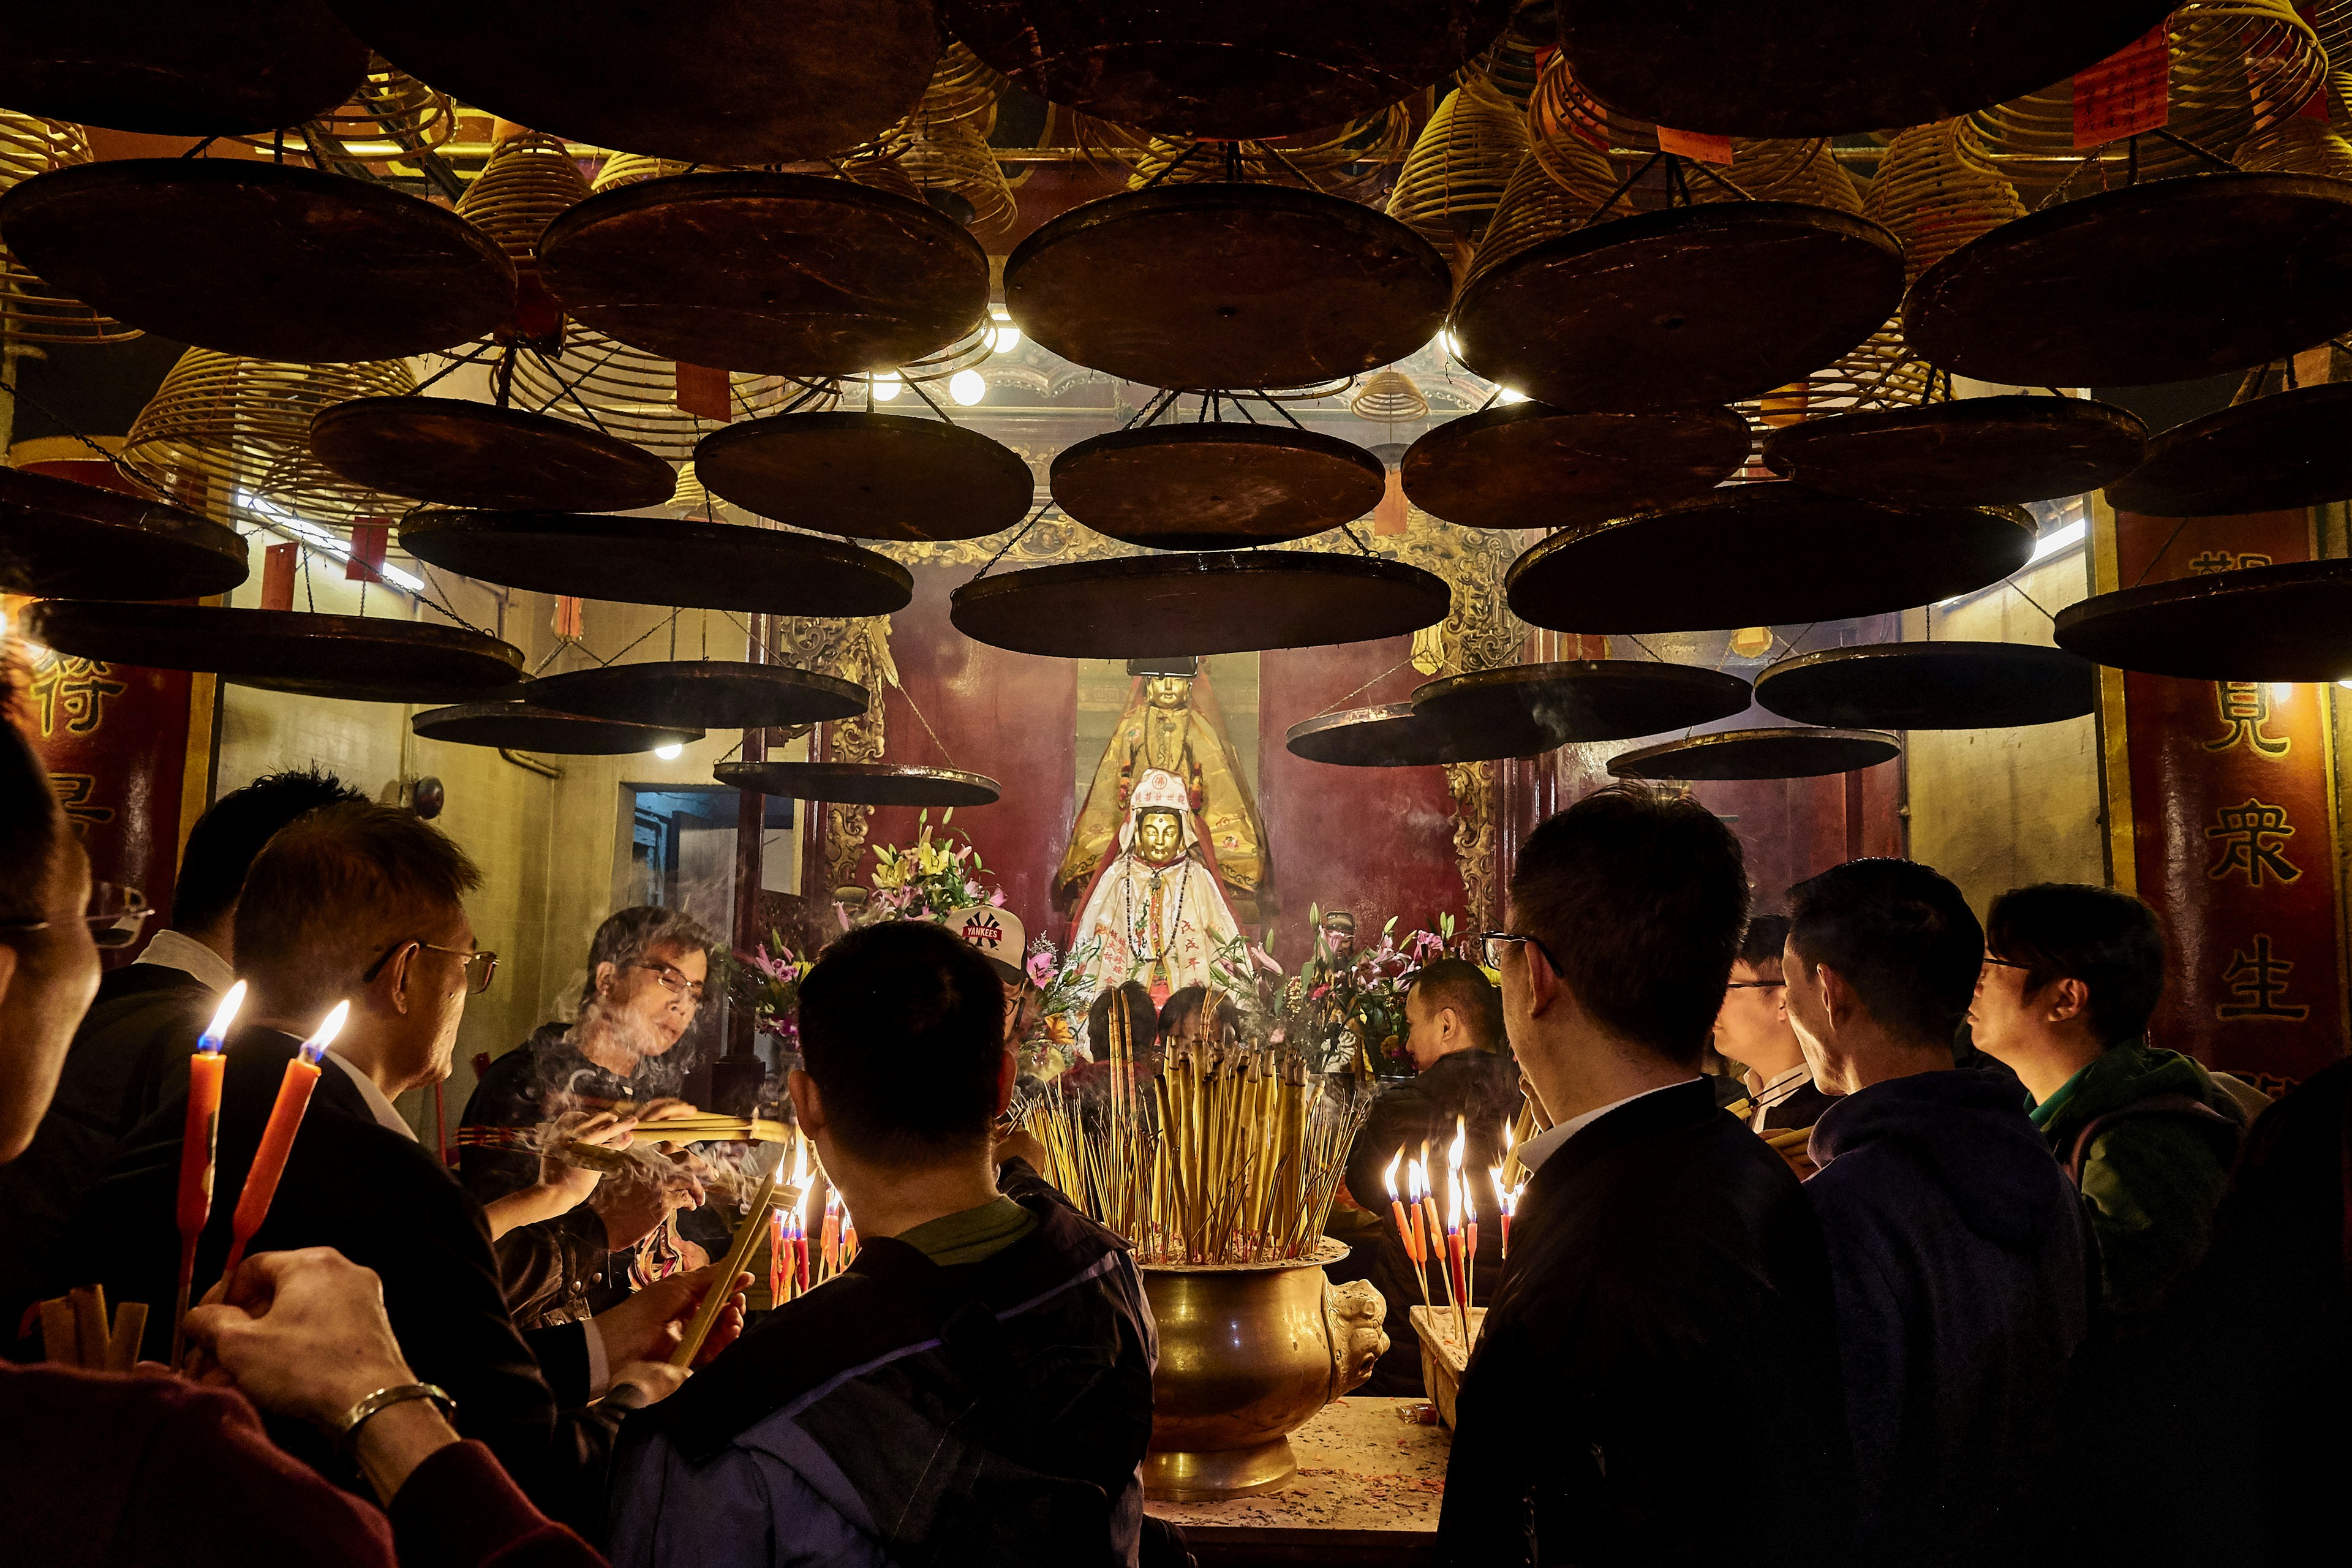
xmin=990 ymin=324 xmax=1022 ymax=353
xmin=654 ymin=742 xmax=684 ymax=760
xmin=949 ymin=369 xmax=986 ymax=406
xmin=989 ymin=304 xmax=1011 ymax=323
xmin=1498 ymin=386 xmax=1528 ymax=404
xmin=872 ymin=370 xmax=902 ymax=403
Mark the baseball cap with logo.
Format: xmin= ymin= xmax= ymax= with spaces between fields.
xmin=943 ymin=904 xmax=1026 ymax=984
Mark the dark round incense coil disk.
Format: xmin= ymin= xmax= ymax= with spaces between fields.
xmin=1003 ymin=183 xmax=1453 ymax=391
xmin=1411 ymin=660 xmax=1754 ymax=749
xmin=1051 ymin=424 xmax=1385 ymax=550
xmin=1506 ymin=484 xmax=2035 ymax=634
xmin=950 ymin=551 xmax=1450 ymax=658
xmin=399 ymin=510 xmax=913 ymax=617
xmin=525 ymin=661 xmax=868 ymax=731
xmin=2052 ymin=558 xmax=2352 ymax=682
xmin=23 ymin=600 xmax=526 ymax=704
xmin=0 ymin=160 xmax=516 ymax=363
xmin=1904 ymin=173 xmax=2352 ymax=388
xmin=1401 ymin=402 xmax=1752 ymax=530
xmin=1608 ymin=726 xmax=1901 ymax=781
xmin=1451 ymin=202 xmax=1905 ymax=413
xmin=1554 ymin=0 xmax=2176 ymax=138
xmin=326 ymin=0 xmax=938 ymax=164
xmin=0 ymin=6 xmax=371 ymax=135
xmin=693 ymin=412 xmax=1033 ymax=542
xmin=1762 ymin=396 xmax=2149 ymax=507
xmin=412 ymin=701 xmax=700 ymax=755
xmin=309 ymin=397 xmax=676 ymax=513
xmin=1755 ymin=642 xmax=2098 ymax=730
xmin=943 ymin=0 xmax=1515 ymax=140
xmin=715 ymin=760 xmax=1003 ymax=807
xmin=537 ymin=173 xmax=990 ymax=379
xmin=2105 ymin=385 xmax=2352 ymax=516
xmin=0 ymin=468 xmax=248 ymax=600
xmin=1284 ymin=704 xmax=1498 ymax=767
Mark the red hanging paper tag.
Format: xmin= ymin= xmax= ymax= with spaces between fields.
xmin=552 ymin=595 xmax=584 ymax=639
xmin=1374 ymin=469 xmax=1409 ymax=535
xmin=345 ymin=520 xmax=388 ymax=584
xmin=676 ymin=363 xmax=732 ymax=422
xmin=1656 ymin=126 xmax=1734 ymax=164
xmin=260 ymin=542 xmax=298 ymax=611
xmin=2073 ymin=24 xmax=2170 ymax=148
xmin=507 ymin=270 xmax=565 ymax=344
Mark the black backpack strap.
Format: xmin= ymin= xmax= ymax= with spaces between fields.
xmin=2066 ymin=1091 xmax=2239 ymax=1186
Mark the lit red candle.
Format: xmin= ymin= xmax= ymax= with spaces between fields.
xmin=820 ymin=1195 xmax=841 ymax=1280
xmin=768 ymin=1207 xmax=788 ymax=1302
xmin=221 ymin=1001 xmax=348 ymax=1281
xmin=1445 ymin=1173 xmax=1468 ymax=1347
xmin=170 ymin=981 xmax=245 ymax=1362
xmin=1490 ymin=1167 xmax=1516 ymax=1262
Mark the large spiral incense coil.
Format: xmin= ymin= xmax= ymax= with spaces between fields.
xmin=1351 ymin=368 xmax=1430 ymax=421
xmin=1704 ymin=139 xmax=1863 ymax=214
xmin=1863 ymin=119 xmax=2029 ymax=286
xmin=227 ymin=56 xmax=456 ymax=160
xmin=1118 ymin=107 xmax=1412 ymax=201
xmin=900 ymin=105 xmax=1019 ymax=245
xmin=2236 ymin=72 xmax=2352 ymax=176
xmin=1385 ymin=77 xmax=1531 ymax=243
xmin=454 ymin=129 xmax=592 ymax=267
xmin=668 ymin=460 xmax=726 ymax=519
xmin=123 ymin=350 xmax=415 ymax=526
xmin=1462 ymin=145 xmax=1618 ymax=288
xmin=508 ymin=326 xmax=831 ymax=462
xmin=923 ymin=42 xmax=1011 ymax=129
xmin=1464 ymin=12 xmax=1548 ymax=111
xmin=1727 ymin=318 xmax=1939 ymax=475
xmin=0 ymin=112 xmax=138 ymax=345
xmin=589 ymin=125 xmax=917 ymax=198
xmin=1972 ymin=1 xmax=2328 ymax=191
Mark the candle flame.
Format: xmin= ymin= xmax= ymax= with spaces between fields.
xmin=1448 ymin=1115 xmax=1466 ymax=1174
xmin=298 ymin=1000 xmax=350 ymax=1065
xmin=1383 ymin=1148 xmax=1402 ymax=1200
xmin=797 ymin=1178 xmax=817 ymax=1222
xmin=198 ymin=980 xmax=247 ymax=1054
xmin=1503 ymin=1118 xmax=1515 ymax=1154
xmin=1490 ymin=1166 xmax=1507 ymax=1213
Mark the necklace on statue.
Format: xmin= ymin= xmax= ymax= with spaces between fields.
xmin=1123 ymin=859 xmax=1188 ymax=965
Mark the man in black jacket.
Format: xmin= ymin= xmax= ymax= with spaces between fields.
xmin=1439 ymin=784 xmax=1853 ymax=1567
xmin=61 ymin=801 xmax=743 ymax=1534
xmin=0 ymin=766 xmax=362 ymax=1340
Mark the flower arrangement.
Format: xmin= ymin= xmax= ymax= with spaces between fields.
xmin=728 ymin=929 xmax=810 ymax=1041
xmin=864 ymin=808 xmax=1000 ymax=924
xmin=1282 ymin=910 xmax=1462 ymax=1072
xmin=1015 ymin=934 xmax=1103 ymax=1079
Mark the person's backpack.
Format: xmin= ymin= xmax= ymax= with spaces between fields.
xmin=2065 ymin=1091 xmax=2242 ymax=1185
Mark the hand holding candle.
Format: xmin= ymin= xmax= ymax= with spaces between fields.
xmin=172 ymin=981 xmax=245 ymax=1362
xmin=221 ymin=1001 xmax=348 ymax=1283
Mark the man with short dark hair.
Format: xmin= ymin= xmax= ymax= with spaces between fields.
xmin=1340 ymin=956 xmax=1518 ymax=1395
xmin=1785 ymin=858 xmax=2089 ymax=1566
xmin=65 ymin=801 xmax=742 ymax=1534
xmin=608 ymin=919 xmax=1158 ymax=1567
xmin=1971 ymin=882 xmax=2244 ymax=1318
xmin=0 ymin=766 xmax=363 ymax=1340
xmin=1438 ymin=785 xmax=1852 ymax=1566
xmin=1714 ymin=913 xmax=1839 ymax=1177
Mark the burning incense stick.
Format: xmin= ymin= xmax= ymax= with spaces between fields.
xmin=221 ymin=1001 xmax=347 ymax=1282
xmin=172 ymin=981 xmax=244 ymax=1362
xmin=670 ymin=1140 xmax=790 ymax=1367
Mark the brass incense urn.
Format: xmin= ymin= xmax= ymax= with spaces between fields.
xmin=1139 ymin=1240 xmax=1388 ymax=1501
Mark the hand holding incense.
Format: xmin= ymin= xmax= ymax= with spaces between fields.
xmin=221 ymin=1001 xmax=347 ymax=1283
xmin=670 ymin=1146 xmax=787 ymax=1366
xmin=172 ymin=981 xmax=245 ymax=1362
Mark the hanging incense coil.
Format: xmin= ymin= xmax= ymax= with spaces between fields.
xmin=1463 ymin=148 xmax=1616 ymax=289
xmin=1351 ymin=370 xmax=1430 ymax=423
xmin=1695 ymin=139 xmax=1863 ymax=216
xmin=668 ymin=461 xmax=726 ymax=519
xmin=1385 ymin=77 xmax=1531 ymax=244
xmin=122 ymin=349 xmax=415 ymax=527
xmin=456 ymin=129 xmax=592 ymax=267
xmin=1118 ymin=108 xmax=1414 ymax=202
xmin=922 ymin=42 xmax=1011 ymax=129
xmin=507 ymin=328 xmax=836 ymax=463
xmin=2235 ymin=80 xmax=2352 ymax=178
xmin=1863 ymin=119 xmax=2029 ymax=287
xmin=1972 ymin=2 xmax=2328 ymax=192
xmin=227 ymin=55 xmax=456 ymax=160
xmin=0 ymin=112 xmax=137 ymax=345
xmin=900 ymin=111 xmax=1019 ymax=245
xmin=1464 ymin=7 xmax=1550 ymax=111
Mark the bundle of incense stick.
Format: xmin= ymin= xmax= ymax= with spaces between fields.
xmin=38 ymin=1284 xmax=147 ymax=1372
xmin=1020 ymin=1005 xmax=1374 ymax=1266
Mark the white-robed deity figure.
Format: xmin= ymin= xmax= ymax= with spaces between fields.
xmin=1071 ymin=767 xmax=1246 ymax=1008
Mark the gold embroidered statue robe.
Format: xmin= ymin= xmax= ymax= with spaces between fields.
xmin=1055 ymin=672 xmax=1270 ymax=923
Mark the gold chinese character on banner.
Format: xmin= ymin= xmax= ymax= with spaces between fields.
xmin=2217 ymin=934 xmax=2310 ymax=1021
xmin=2203 ymin=682 xmax=2290 ymax=758
xmin=2187 ymin=550 xmax=2272 ymax=576
xmin=28 ymin=655 xmax=127 ymax=738
xmin=2205 ymin=799 xmax=2302 ymax=887
xmin=47 ymin=773 xmax=114 ymax=836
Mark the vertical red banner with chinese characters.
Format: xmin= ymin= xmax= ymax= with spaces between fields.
xmin=2108 ymin=508 xmax=2347 ymax=1087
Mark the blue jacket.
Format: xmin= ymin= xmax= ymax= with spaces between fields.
xmin=1807 ymin=1069 xmax=2092 ymax=1565
xmin=608 ymin=1188 xmax=1156 ymax=1568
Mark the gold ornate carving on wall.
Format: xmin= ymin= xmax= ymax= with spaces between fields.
xmin=771 ymin=614 xmax=897 ymax=894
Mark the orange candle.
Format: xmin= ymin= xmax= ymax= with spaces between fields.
xmin=221 ymin=1002 xmax=347 ymax=1282
xmin=768 ymin=1207 xmax=788 ymax=1302
xmin=170 ymin=981 xmax=245 ymax=1363
xmin=820 ymin=1197 xmax=840 ymax=1279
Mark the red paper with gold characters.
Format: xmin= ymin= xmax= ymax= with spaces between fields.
xmin=2110 ymin=508 xmax=2347 ymax=1088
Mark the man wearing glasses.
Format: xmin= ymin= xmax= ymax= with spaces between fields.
xmin=1713 ymin=913 xmax=1839 ymax=1177
xmin=1438 ymin=785 xmax=1852 ymax=1567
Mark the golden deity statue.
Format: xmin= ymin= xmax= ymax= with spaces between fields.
xmin=1071 ymin=769 xmax=1248 ymax=1005
xmin=1056 ymin=665 xmax=1270 ymax=924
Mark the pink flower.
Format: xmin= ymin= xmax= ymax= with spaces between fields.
xmin=988 ymin=887 xmax=1007 ymax=907
xmin=1248 ymin=944 xmax=1284 ymax=977
xmin=1025 ymin=951 xmax=1057 ymax=986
